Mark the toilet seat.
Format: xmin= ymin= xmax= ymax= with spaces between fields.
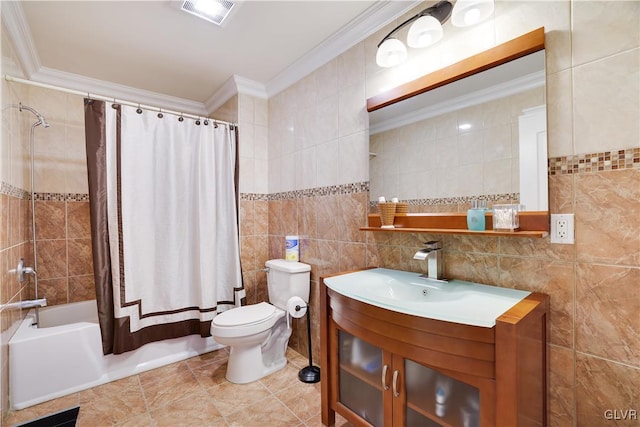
xmin=211 ymin=302 xmax=283 ymax=338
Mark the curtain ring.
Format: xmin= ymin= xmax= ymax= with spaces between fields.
xmin=111 ymin=99 xmax=118 ymax=109
xmin=136 ymin=104 xmax=143 ymax=114
xmin=203 ymin=119 xmax=209 ymax=126
xmin=213 ymin=121 xmax=218 ymax=128
xmin=195 ymin=117 xmax=201 ymax=126
xmin=157 ymin=108 xmax=163 ymax=119
xmin=178 ymin=114 xmax=184 ymax=122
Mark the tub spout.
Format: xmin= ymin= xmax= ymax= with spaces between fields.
xmin=20 ymin=298 xmax=47 ymax=309
xmin=0 ymin=298 xmax=47 ymax=311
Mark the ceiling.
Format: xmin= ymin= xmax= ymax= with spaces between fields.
xmin=2 ymin=1 xmax=419 ymax=115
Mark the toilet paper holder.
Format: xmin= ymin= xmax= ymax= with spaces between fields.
xmin=284 ymin=296 xmax=320 ymax=383
xmin=286 ymin=296 xmax=308 ymax=328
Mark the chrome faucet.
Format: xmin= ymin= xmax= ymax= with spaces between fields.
xmin=0 ymin=298 xmax=47 ymax=311
xmin=21 ymin=298 xmax=48 ymax=309
xmin=413 ymin=241 xmax=447 ymax=282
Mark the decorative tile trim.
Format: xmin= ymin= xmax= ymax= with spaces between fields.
xmin=1 ymin=184 xmax=90 ymax=202
xmin=239 ymin=193 xmax=270 ymax=201
xmin=0 ymin=182 xmax=29 ymax=199
xmin=33 ymin=193 xmax=90 ymax=202
xmin=368 ymin=193 xmax=520 ymax=208
xmin=241 ymin=181 xmax=370 ymax=201
xmin=549 ymin=148 xmax=640 ymax=176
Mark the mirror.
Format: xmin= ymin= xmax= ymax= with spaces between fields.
xmin=368 ymin=36 xmax=547 ymax=214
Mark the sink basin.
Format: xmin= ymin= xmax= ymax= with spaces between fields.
xmin=323 ymin=268 xmax=530 ymax=328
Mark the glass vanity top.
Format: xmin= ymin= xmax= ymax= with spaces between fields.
xmin=324 ymin=268 xmax=530 ymax=328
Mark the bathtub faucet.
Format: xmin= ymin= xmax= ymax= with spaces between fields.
xmin=12 ymin=258 xmax=37 ymax=283
xmin=0 ymin=298 xmax=47 ymax=311
xmin=20 ymin=298 xmax=47 ymax=309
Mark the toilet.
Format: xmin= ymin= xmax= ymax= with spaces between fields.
xmin=211 ymin=259 xmax=311 ymax=384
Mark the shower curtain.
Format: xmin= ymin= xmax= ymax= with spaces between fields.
xmin=84 ymin=99 xmax=243 ymax=355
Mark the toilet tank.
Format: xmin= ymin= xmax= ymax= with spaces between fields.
xmin=265 ymin=259 xmax=311 ymax=310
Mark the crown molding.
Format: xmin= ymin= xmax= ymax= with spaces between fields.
xmin=205 ymin=74 xmax=268 ymax=114
xmin=3 ymin=0 xmax=420 ymax=114
xmin=205 ymin=75 xmax=238 ymax=113
xmin=32 ymin=67 xmax=209 ymax=116
xmin=0 ymin=1 xmax=40 ymax=78
xmin=234 ymin=75 xmax=268 ymax=99
xmin=264 ymin=0 xmax=421 ymax=98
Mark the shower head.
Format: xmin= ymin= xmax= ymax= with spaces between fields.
xmin=13 ymin=103 xmax=50 ymax=128
xmin=37 ymin=115 xmax=50 ymax=128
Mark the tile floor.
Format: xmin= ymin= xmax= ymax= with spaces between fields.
xmin=4 ymin=348 xmax=351 ymax=427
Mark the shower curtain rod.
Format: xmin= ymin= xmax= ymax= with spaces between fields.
xmin=4 ymin=74 xmax=236 ymax=126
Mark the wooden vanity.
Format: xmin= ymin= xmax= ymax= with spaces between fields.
xmin=320 ymin=269 xmax=549 ymax=427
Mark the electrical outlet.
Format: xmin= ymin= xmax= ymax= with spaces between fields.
xmin=550 ymin=214 xmax=575 ymax=244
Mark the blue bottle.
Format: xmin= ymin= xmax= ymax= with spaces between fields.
xmin=467 ymin=200 xmax=487 ymax=231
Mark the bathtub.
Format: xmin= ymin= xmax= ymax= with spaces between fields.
xmin=9 ymin=300 xmax=224 ymax=410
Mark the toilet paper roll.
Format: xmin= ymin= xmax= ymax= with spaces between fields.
xmin=287 ymin=296 xmax=307 ymax=319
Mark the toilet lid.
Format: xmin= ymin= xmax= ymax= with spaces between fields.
xmin=213 ymin=302 xmax=276 ymax=327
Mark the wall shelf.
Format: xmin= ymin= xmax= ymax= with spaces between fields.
xmin=362 ymin=212 xmax=549 ymax=238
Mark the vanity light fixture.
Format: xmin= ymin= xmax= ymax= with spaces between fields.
xmin=376 ymin=0 xmax=494 ymax=68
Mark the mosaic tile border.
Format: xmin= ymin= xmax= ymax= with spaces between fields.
xmin=368 ymin=193 xmax=520 ymax=208
xmin=239 ymin=193 xmax=270 ymax=201
xmin=1 ymin=184 xmax=90 ymax=202
xmin=241 ymin=181 xmax=370 ymax=201
xmin=0 ymin=182 xmax=29 ymax=199
xmin=33 ymin=193 xmax=90 ymax=202
xmin=549 ymin=148 xmax=640 ymax=175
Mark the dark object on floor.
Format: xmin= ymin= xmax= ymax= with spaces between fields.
xmin=15 ymin=406 xmax=80 ymax=427
xmin=298 ymin=302 xmax=320 ymax=383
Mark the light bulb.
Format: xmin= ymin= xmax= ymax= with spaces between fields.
xmin=407 ymin=15 xmax=443 ymax=48
xmin=464 ymin=8 xmax=481 ymax=25
xmin=451 ymin=0 xmax=494 ymax=27
xmin=376 ymin=38 xmax=408 ymax=68
xmin=193 ymin=0 xmax=225 ymax=17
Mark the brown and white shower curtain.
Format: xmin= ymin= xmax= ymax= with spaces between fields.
xmin=85 ymin=100 xmax=243 ymax=355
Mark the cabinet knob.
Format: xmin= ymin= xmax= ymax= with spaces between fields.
xmin=382 ymin=364 xmax=390 ymax=390
xmin=392 ymin=370 xmax=400 ymax=397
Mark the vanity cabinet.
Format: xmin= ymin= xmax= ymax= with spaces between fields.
xmin=320 ymin=272 xmax=549 ymax=427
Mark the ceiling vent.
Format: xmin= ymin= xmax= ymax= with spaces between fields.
xmin=180 ymin=0 xmax=236 ymax=26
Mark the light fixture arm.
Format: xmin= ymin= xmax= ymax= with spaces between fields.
xmin=377 ymin=0 xmax=453 ymax=48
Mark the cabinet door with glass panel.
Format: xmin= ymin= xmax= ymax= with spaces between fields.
xmin=336 ymin=331 xmax=493 ymax=427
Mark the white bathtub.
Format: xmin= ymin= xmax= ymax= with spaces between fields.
xmin=9 ymin=300 xmax=224 ymax=410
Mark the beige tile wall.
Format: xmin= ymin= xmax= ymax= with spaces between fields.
xmin=1 ymin=1 xmax=638 ymax=426
xmin=265 ymin=1 xmax=640 ymax=426
xmin=266 ymin=189 xmax=370 ymax=361
xmin=1 ymin=55 xmax=36 ymax=423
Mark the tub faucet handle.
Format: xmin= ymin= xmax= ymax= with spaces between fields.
xmin=13 ymin=258 xmax=37 ymax=283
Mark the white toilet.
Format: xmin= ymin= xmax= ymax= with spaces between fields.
xmin=211 ymin=259 xmax=311 ymax=384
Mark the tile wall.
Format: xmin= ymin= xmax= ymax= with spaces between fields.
xmin=1 ymin=41 xmax=34 ymax=422
xmin=5 ymin=84 xmax=94 ymax=308
xmin=1 ymin=1 xmax=638 ymax=426
xmin=32 ymin=196 xmax=94 ymax=305
xmin=1 ymin=52 xmax=94 ymax=420
xmin=264 ymin=1 xmax=640 ymax=426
